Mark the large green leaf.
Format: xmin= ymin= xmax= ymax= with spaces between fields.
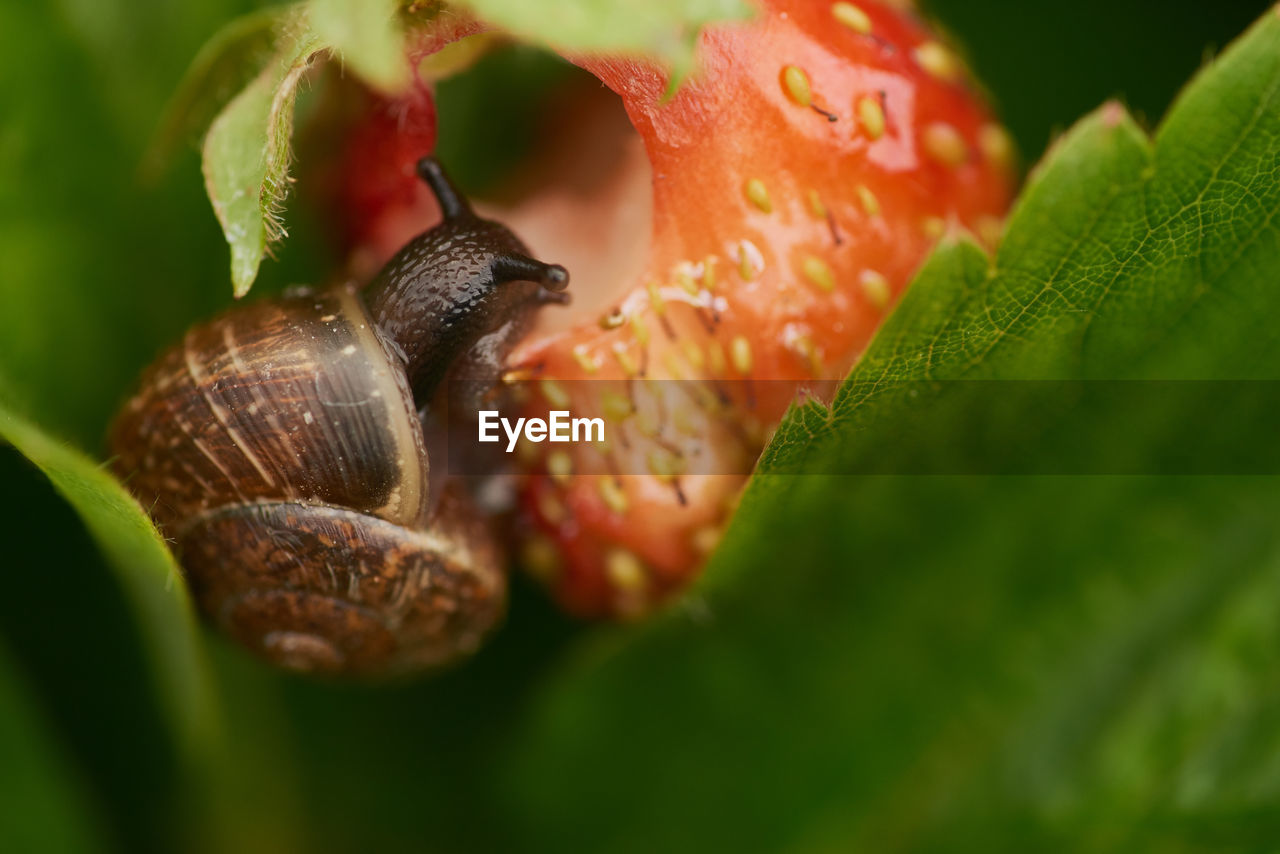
xmin=0 ymin=403 xmax=219 ymax=764
xmin=499 ymin=8 xmax=1280 ymax=851
xmin=0 ymin=642 xmax=107 ymax=854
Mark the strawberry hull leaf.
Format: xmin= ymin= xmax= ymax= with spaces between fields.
xmin=457 ymin=0 xmax=754 ymax=69
xmin=309 ymin=0 xmax=409 ymax=94
xmin=202 ymin=21 xmax=323 ymax=298
xmin=497 ymin=8 xmax=1280 ymax=850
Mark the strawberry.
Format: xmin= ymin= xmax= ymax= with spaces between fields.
xmin=319 ymin=13 xmax=483 ymax=279
xmin=314 ymin=0 xmax=1015 ymax=618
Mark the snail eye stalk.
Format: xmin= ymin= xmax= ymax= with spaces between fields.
xmin=416 ymin=156 xmax=472 ymax=221
xmin=492 ymin=255 xmax=571 ymax=292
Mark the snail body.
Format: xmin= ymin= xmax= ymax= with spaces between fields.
xmin=110 ymin=159 xmax=568 ymax=677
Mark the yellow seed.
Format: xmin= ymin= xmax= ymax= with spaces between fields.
xmin=571 ymin=344 xmax=599 ymax=374
xmin=662 ymin=350 xmax=687 ymax=380
xmin=860 ymin=269 xmax=891 ymax=309
xmin=788 ymin=332 xmax=824 ymax=375
xmin=807 ymin=189 xmax=827 ymax=219
xmin=856 ymin=184 xmax=881 ymax=217
xmin=540 ymin=378 xmax=571 ymax=409
xmin=724 ymin=485 xmax=745 ymax=515
xmin=707 ymin=340 xmax=727 ymax=376
xmin=922 ymin=216 xmax=947 ymax=239
xmin=781 ymin=65 xmax=812 ymax=107
xmin=692 ymin=382 xmax=722 ymax=413
xmin=682 ymin=340 xmax=706 ymax=369
xmin=703 ymin=255 xmax=718 ymax=291
xmin=736 ymin=240 xmax=763 ymax=281
xmin=923 ymin=122 xmax=968 ymax=167
xmin=520 ymin=536 xmax=560 ymax=583
xmin=516 ymin=434 xmax=540 ymax=465
xmin=692 ymin=525 xmax=725 ymax=555
xmin=602 ymin=390 xmax=633 ymax=422
xmin=506 ymin=382 xmax=533 ymax=406
xmin=537 ymin=489 xmax=568 ymax=525
xmin=977 ymin=215 xmax=1005 ymax=247
xmin=612 ymin=342 xmax=640 ymax=377
xmin=858 ymin=96 xmax=886 ymax=140
xmin=914 ymin=41 xmax=961 ymax=82
xmin=979 ymin=123 xmax=1015 ymax=170
xmin=605 ymin=549 xmax=647 ymax=592
xmin=675 ymin=261 xmax=701 ymax=295
xmin=801 ymin=255 xmax=836 ymax=293
xmin=673 ymin=406 xmax=700 ymax=437
xmin=501 ymin=367 xmax=535 ymax=385
xmin=805 ymin=346 xmax=825 ymax=376
xmin=599 ymin=308 xmax=626 ymax=330
xmin=634 ymin=408 xmax=662 ymax=438
xmin=730 ymin=335 xmax=754 ymax=374
xmin=599 ymin=478 xmax=629 ymax=514
xmin=646 ymin=280 xmax=667 ymax=314
xmin=831 ymin=2 xmax=872 ymax=34
xmin=630 ymin=313 xmax=650 ymax=347
xmin=647 ymin=448 xmax=685 ymax=482
xmin=547 ymin=450 xmax=573 ymax=484
xmin=744 ymin=178 xmax=773 ymax=213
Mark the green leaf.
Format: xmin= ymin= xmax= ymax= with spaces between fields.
xmin=309 ymin=0 xmax=408 ymax=94
xmin=0 ymin=402 xmax=220 ymax=764
xmin=194 ymin=1 xmax=416 ymax=297
xmin=202 ymin=20 xmax=323 ymax=297
xmin=499 ymin=8 xmax=1280 ymax=851
xmin=0 ymin=642 xmax=108 ymax=854
xmin=456 ymin=0 xmax=753 ymax=69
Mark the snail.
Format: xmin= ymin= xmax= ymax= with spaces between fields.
xmin=109 ymin=158 xmax=569 ymax=677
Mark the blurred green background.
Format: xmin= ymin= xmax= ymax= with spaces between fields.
xmin=0 ymin=1 xmax=1275 ymax=851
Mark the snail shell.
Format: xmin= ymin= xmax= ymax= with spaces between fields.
xmin=110 ymin=159 xmax=568 ymax=677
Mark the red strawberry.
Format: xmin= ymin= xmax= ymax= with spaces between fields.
xmin=322 ymin=13 xmax=484 ymax=278
xmin=313 ymin=0 xmax=1015 ymax=618
xmin=509 ymin=0 xmax=1015 ymax=617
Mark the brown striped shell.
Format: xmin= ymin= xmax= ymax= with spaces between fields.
xmin=109 ymin=285 xmax=505 ymax=677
